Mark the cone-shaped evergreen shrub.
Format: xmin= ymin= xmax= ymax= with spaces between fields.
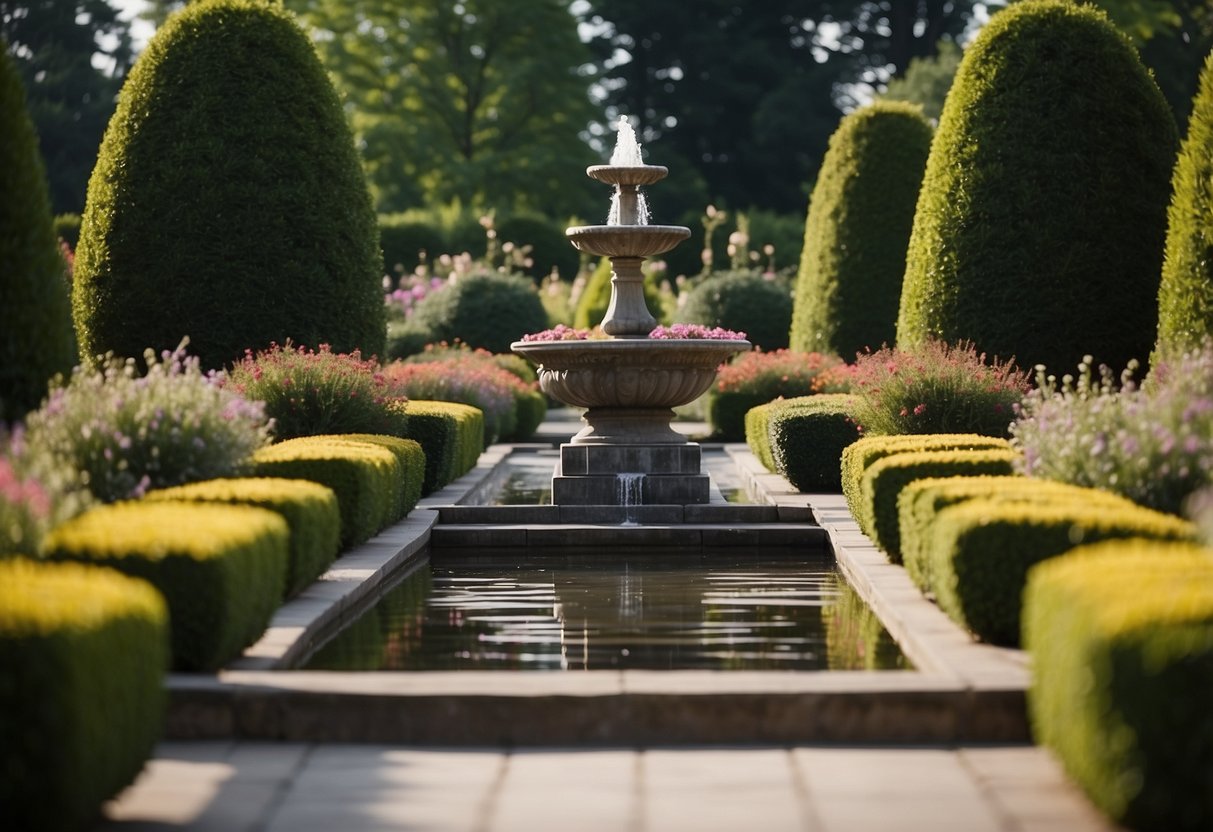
xmin=0 ymin=45 xmax=75 ymax=422
xmin=896 ymin=0 xmax=1176 ymax=375
xmin=790 ymin=102 xmax=933 ymax=358
xmin=73 ymin=0 xmax=384 ymax=371
xmin=1157 ymin=51 xmax=1213 ymax=359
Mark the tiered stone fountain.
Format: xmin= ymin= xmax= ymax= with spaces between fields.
xmin=512 ymin=119 xmax=750 ymax=505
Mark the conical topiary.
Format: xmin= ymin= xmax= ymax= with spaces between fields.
xmin=74 ymin=0 xmax=385 ymax=371
xmin=790 ymin=102 xmax=933 ymax=358
xmin=896 ymin=0 xmax=1177 ymax=374
xmin=1156 ymin=50 xmax=1213 ymax=359
xmin=0 ymin=44 xmax=75 ymax=422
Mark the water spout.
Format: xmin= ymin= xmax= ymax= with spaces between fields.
xmin=617 ymin=472 xmax=644 ymax=525
xmin=606 ymin=117 xmax=650 ymax=227
xmin=610 ymin=116 xmax=644 ymax=165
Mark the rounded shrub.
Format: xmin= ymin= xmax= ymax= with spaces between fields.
xmin=73 ymin=0 xmax=385 ymax=371
xmin=896 ymin=0 xmax=1177 ymax=375
xmin=496 ymin=214 xmax=580 ymax=281
xmin=0 ymin=46 xmax=75 ymax=422
xmin=790 ymin=102 xmax=933 ymax=359
xmin=675 ymin=270 xmax=792 ymax=351
xmin=1157 ymin=51 xmax=1213 ymax=359
xmin=379 ymin=215 xmax=446 ymax=277
xmin=410 ymin=272 xmax=548 ymax=354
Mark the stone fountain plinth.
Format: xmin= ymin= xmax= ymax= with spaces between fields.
xmin=512 ymin=120 xmax=750 ymax=506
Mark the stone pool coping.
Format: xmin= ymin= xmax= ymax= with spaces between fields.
xmin=164 ymin=441 xmax=1033 ymax=745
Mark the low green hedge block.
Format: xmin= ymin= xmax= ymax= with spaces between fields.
xmin=323 ymin=434 xmax=426 ymax=522
xmin=770 ymin=394 xmax=859 ymax=493
xmin=145 ymin=477 xmax=341 ymax=598
xmin=252 ymin=438 xmax=399 ymax=547
xmin=41 ymin=501 xmax=287 ymax=671
xmin=510 ymin=389 xmax=547 ymax=441
xmin=0 ymin=560 xmax=168 ymax=831
xmin=860 ymin=448 xmax=1020 ymax=560
xmin=1025 ymin=541 xmax=1213 ymax=830
xmin=709 ymin=390 xmax=772 ymax=441
xmin=933 ymin=501 xmax=1197 ymax=646
xmin=404 ymin=400 xmax=485 ymax=493
xmin=841 ymin=433 xmax=1011 ymax=526
xmin=744 ymin=400 xmax=780 ymax=472
xmin=897 ymin=476 xmax=1135 ymax=593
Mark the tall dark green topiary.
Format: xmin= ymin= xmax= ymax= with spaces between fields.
xmin=0 ymin=45 xmax=75 ymax=422
xmin=1157 ymin=50 xmax=1213 ymax=359
xmin=74 ymin=0 xmax=385 ymax=371
xmin=790 ymin=102 xmax=933 ymax=358
xmin=896 ymin=0 xmax=1177 ymax=374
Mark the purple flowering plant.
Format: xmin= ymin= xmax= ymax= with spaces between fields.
xmin=521 ymin=323 xmax=746 ymax=342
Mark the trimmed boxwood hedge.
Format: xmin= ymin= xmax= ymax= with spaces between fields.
xmin=744 ymin=400 xmax=780 ymax=473
xmin=145 ymin=477 xmax=340 ymax=598
xmin=769 ymin=394 xmax=860 ymax=493
xmin=790 ymin=101 xmax=933 ymax=358
xmin=1024 ymin=540 xmax=1213 ymax=830
xmin=840 ymin=433 xmax=1011 ymax=529
xmin=252 ymin=438 xmax=400 ymax=547
xmin=73 ymin=0 xmax=385 ymax=370
xmin=859 ymin=447 xmax=1020 ymax=561
xmin=404 ymin=399 xmax=486 ymax=493
xmin=0 ymin=559 xmax=167 ymax=832
xmin=327 ymin=434 xmax=426 ymax=521
xmin=897 ymin=475 xmax=1135 ymax=593
xmin=42 ymin=501 xmax=288 ymax=671
xmin=896 ymin=0 xmax=1176 ymax=375
xmin=931 ymin=500 xmax=1197 ymax=645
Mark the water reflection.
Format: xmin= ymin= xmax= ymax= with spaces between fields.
xmin=303 ymin=551 xmax=909 ymax=672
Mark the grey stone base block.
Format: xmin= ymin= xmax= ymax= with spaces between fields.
xmin=560 ymin=442 xmax=701 ymax=476
xmin=552 ymin=472 xmax=710 ymax=505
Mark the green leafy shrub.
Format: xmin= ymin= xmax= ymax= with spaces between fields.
xmin=744 ymin=401 xmax=780 ymax=473
xmin=0 ymin=46 xmax=74 ymax=422
xmin=329 ymin=434 xmax=426 ymax=522
xmin=708 ymin=349 xmax=842 ymax=440
xmin=497 ymin=214 xmax=580 ymax=281
xmin=21 ymin=344 xmax=271 ymax=504
xmin=226 ymin=342 xmax=408 ymax=442
xmin=145 ymin=477 xmax=340 ymax=598
xmin=572 ymin=257 xmax=667 ymax=330
xmin=251 ymin=437 xmax=400 ymax=547
xmin=896 ymin=0 xmax=1177 ymax=375
xmin=1011 ymin=345 xmax=1213 ymax=515
xmin=1157 ymin=52 xmax=1213 ymax=359
xmin=73 ymin=0 xmax=385 ymax=371
xmin=402 ymin=400 xmax=485 ymax=493
xmin=848 ymin=340 xmax=1028 ymax=438
xmin=0 ymin=560 xmax=167 ymax=832
xmin=52 ymin=213 xmax=82 ymax=248
xmin=675 ymin=270 xmax=792 ymax=351
xmin=898 ymin=475 xmax=1137 ymax=593
xmin=410 ymin=272 xmax=547 ymax=354
xmin=385 ymin=320 xmax=435 ymax=361
xmin=42 ymin=501 xmax=289 ymax=670
xmin=1024 ymin=540 xmax=1213 ymax=830
xmin=840 ymin=433 xmax=1011 ymax=526
xmin=791 ymin=102 xmax=933 ymax=358
xmin=860 ymin=447 xmax=1020 ymax=561
xmin=932 ymin=500 xmax=1196 ymax=645
xmin=769 ymin=394 xmax=861 ymax=493
xmin=379 ymin=216 xmax=446 ymax=277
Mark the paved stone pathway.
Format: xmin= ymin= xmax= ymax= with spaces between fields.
xmin=99 ymin=741 xmax=1119 ymax=831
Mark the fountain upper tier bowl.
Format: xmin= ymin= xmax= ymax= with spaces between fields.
xmin=586 ymin=164 xmax=669 ymax=186
xmin=566 ymin=224 xmax=691 ymax=259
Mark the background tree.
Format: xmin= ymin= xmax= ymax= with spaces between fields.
xmin=1 ymin=0 xmax=133 ymax=215
xmin=880 ymin=40 xmax=963 ymax=122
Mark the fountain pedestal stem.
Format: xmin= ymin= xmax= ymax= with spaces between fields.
xmin=601 ymin=256 xmax=655 ymax=337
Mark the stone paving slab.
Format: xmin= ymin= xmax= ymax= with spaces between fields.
xmin=98 ymin=741 xmax=1122 ymax=831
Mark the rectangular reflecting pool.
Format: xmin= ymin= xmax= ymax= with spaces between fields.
xmin=301 ymin=550 xmax=910 ymax=672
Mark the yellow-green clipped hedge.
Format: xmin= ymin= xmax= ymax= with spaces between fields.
xmin=744 ymin=400 xmax=780 ymax=472
xmin=42 ymin=501 xmax=288 ymax=670
xmin=859 ymin=447 xmax=1019 ymax=560
xmin=0 ymin=560 xmax=168 ymax=831
xmin=145 ymin=477 xmax=340 ymax=598
xmin=840 ymin=433 xmax=1010 ymax=525
xmin=932 ymin=501 xmax=1197 ymax=645
xmin=404 ymin=399 xmax=485 ymax=493
xmin=318 ymin=434 xmax=425 ymax=522
xmin=252 ymin=438 xmax=398 ymax=547
xmin=769 ymin=394 xmax=860 ymax=493
xmin=1025 ymin=541 xmax=1213 ymax=830
xmin=897 ymin=476 xmax=1135 ymax=592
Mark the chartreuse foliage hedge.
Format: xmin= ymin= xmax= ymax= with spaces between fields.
xmin=1025 ymin=541 xmax=1213 ymax=830
xmin=328 ymin=434 xmax=425 ymax=521
xmin=859 ymin=447 xmax=1020 ymax=561
xmin=840 ymin=434 xmax=1011 ymax=529
xmin=74 ymin=0 xmax=384 ymax=370
xmin=42 ymin=502 xmax=287 ymax=671
xmin=770 ymin=395 xmax=860 ymax=493
xmin=1157 ymin=51 xmax=1213 ymax=358
xmin=790 ymin=101 xmax=933 ymax=358
xmin=744 ymin=401 xmax=780 ymax=473
xmin=0 ymin=46 xmax=75 ymax=421
xmin=896 ymin=0 xmax=1176 ymax=375
xmin=0 ymin=560 xmax=167 ymax=832
xmin=403 ymin=400 xmax=485 ymax=493
xmin=897 ymin=475 xmax=1136 ymax=593
xmin=932 ymin=501 xmax=1197 ymax=645
xmin=145 ymin=477 xmax=340 ymax=598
